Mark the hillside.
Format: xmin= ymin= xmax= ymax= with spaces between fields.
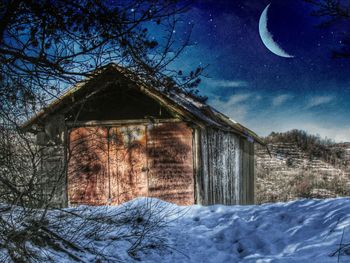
xmin=256 ymin=130 xmax=350 ymax=204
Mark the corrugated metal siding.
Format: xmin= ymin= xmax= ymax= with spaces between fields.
xmin=198 ymin=128 xmax=254 ymax=205
xmin=147 ymin=122 xmax=194 ymax=205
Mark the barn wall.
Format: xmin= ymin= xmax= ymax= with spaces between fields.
xmin=37 ymin=112 xmax=255 ymax=207
xmin=197 ymin=128 xmax=255 ymax=205
xmin=37 ymin=114 xmax=67 ymax=207
xmin=193 ymin=128 xmax=204 ymax=204
xmin=39 ymin=146 xmax=66 ymax=207
xmin=147 ymin=122 xmax=194 ymax=205
xmin=240 ymin=137 xmax=255 ymax=204
xmin=65 ymin=122 xmax=194 ymax=206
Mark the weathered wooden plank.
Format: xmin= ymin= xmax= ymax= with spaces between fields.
xmin=246 ymin=139 xmax=250 ymax=204
xmin=109 ymin=125 xmax=148 ymax=204
xmin=147 ymin=122 xmax=194 ymax=205
xmin=40 ymin=146 xmax=66 ymax=207
xmin=227 ymin=133 xmax=238 ymax=205
xmin=234 ymin=136 xmax=242 ymax=204
xmin=43 ymin=114 xmax=66 ymax=145
xmin=202 ymin=128 xmax=243 ymax=205
xmin=248 ymin=142 xmax=255 ymax=204
xmin=63 ymin=123 xmax=254 ymax=207
xmin=67 ymin=127 xmax=108 ymax=205
xmin=200 ymin=129 xmax=209 ymax=205
xmin=207 ymin=129 xmax=215 ymax=204
xmin=66 ymin=119 xmax=181 ymax=127
xmin=235 ymin=139 xmax=256 ymax=205
xmin=218 ymin=133 xmax=224 ymax=204
xmin=193 ymin=128 xmax=203 ymax=204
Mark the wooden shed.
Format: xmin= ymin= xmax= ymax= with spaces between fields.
xmin=22 ymin=64 xmax=263 ymax=207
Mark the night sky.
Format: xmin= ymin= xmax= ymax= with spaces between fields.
xmin=168 ymin=0 xmax=350 ymax=142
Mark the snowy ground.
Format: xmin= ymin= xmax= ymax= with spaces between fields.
xmin=1 ymin=198 xmax=350 ymax=262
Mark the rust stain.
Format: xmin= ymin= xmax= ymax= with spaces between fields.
xmin=67 ymin=122 xmax=194 ymax=206
xmin=147 ymin=122 xmax=194 ymax=205
xmin=109 ymin=125 xmax=148 ymax=205
xmin=67 ymin=127 xmax=108 ymax=205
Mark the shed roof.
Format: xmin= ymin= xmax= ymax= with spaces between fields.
xmin=22 ymin=64 xmax=264 ymax=145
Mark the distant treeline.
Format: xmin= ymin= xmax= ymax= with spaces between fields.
xmin=265 ymin=130 xmax=347 ymax=167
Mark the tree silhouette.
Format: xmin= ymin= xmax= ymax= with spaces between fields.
xmin=0 ymin=2 xmax=204 ymax=260
xmin=305 ymin=0 xmax=350 ymax=58
xmin=0 ymin=0 xmax=203 ymax=124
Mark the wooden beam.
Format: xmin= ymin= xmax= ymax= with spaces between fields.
xmin=65 ymin=118 xmax=182 ymax=127
xmin=192 ymin=127 xmax=202 ymax=205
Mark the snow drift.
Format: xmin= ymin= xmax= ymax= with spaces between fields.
xmin=1 ymin=198 xmax=350 ymax=262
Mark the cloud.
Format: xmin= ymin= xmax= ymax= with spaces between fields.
xmin=242 ymin=111 xmax=350 ymax=142
xmin=305 ymin=95 xmax=335 ymax=109
xmin=205 ymin=79 xmax=249 ymax=88
xmin=272 ymin=94 xmax=293 ymax=107
xmin=207 ymin=91 xmax=349 ymax=142
xmin=225 ymin=93 xmax=252 ymax=104
xmin=211 ymin=93 xmax=252 ymax=107
xmin=209 ymin=93 xmax=258 ymax=121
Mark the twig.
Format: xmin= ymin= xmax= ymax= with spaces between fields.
xmin=338 ymin=228 xmax=345 ymax=263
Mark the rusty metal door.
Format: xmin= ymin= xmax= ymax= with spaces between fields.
xmin=109 ymin=125 xmax=148 ymax=204
xmin=68 ymin=127 xmax=108 ymax=205
xmin=68 ymin=122 xmax=194 ymax=206
xmin=147 ymin=122 xmax=194 ymax=205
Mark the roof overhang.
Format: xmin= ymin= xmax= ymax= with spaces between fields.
xmin=21 ymin=64 xmax=265 ymax=145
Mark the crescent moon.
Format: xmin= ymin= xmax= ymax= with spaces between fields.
xmin=259 ymin=4 xmax=294 ymax=58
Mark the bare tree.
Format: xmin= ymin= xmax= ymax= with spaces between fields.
xmin=0 ymin=0 xmax=204 ymax=121
xmin=305 ymin=0 xmax=350 ymax=58
xmin=0 ymin=0 xmax=206 ymax=202
xmin=0 ymin=1 xmax=201 ymax=261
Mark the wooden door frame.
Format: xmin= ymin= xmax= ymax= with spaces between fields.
xmin=66 ymin=126 xmax=109 ymax=206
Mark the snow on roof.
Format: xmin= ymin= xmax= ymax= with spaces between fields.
xmin=21 ymin=64 xmax=264 ymax=144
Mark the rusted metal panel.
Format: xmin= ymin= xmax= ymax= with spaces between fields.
xmin=68 ymin=122 xmax=196 ymax=206
xmin=109 ymin=125 xmax=148 ymax=204
xmin=67 ymin=127 xmax=108 ymax=205
xmin=147 ymin=122 xmax=194 ymax=205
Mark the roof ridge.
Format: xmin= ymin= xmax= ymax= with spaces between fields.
xmin=21 ymin=64 xmax=264 ymax=145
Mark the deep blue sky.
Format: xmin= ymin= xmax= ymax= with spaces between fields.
xmin=168 ymin=0 xmax=350 ymax=141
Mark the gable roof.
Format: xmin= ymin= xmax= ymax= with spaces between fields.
xmin=22 ymin=64 xmax=264 ymax=145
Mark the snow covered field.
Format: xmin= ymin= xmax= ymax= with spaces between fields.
xmin=1 ymin=198 xmax=350 ymax=262
xmin=147 ymin=198 xmax=350 ymax=263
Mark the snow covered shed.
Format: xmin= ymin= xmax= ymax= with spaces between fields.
xmin=22 ymin=64 xmax=263 ymax=207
